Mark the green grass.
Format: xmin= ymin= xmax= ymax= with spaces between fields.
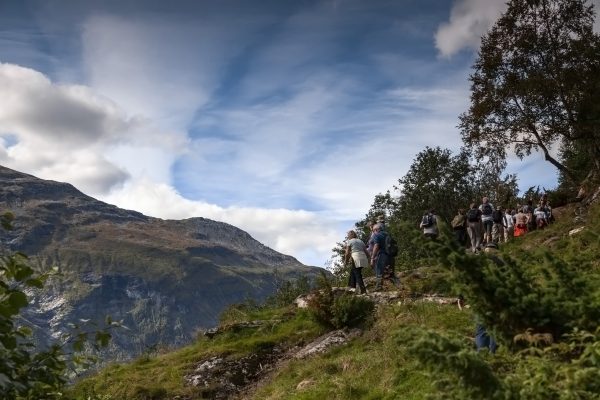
xmin=70 ymin=202 xmax=600 ymax=400
xmin=70 ymin=306 xmax=325 ymax=399
xmin=251 ymin=303 xmax=473 ymax=400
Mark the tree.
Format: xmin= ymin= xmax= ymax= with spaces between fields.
xmin=395 ymin=147 xmax=475 ymax=223
xmin=460 ymin=0 xmax=600 ymax=185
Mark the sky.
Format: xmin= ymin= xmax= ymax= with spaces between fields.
xmin=1 ymin=0 xmax=598 ymax=267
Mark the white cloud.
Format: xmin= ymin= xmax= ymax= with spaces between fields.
xmin=81 ymin=13 xmax=264 ymax=130
xmin=102 ymin=178 xmax=339 ymax=267
xmin=435 ymin=0 xmax=506 ymax=57
xmin=437 ymin=0 xmax=600 ymax=58
xmin=0 ymin=63 xmax=345 ymax=267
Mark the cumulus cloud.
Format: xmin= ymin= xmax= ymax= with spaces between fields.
xmin=435 ymin=0 xmax=507 ymax=57
xmin=437 ymin=0 xmax=600 ymax=58
xmin=0 ymin=63 xmax=191 ymax=194
xmin=0 ymin=63 xmax=132 ymax=192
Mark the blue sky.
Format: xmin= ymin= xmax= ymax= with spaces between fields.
xmin=1 ymin=0 xmax=596 ymax=267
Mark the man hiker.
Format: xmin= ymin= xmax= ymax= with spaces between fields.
xmin=451 ymin=209 xmax=467 ymax=246
xmin=479 ymin=197 xmax=494 ymax=245
xmin=369 ymin=224 xmax=399 ymax=291
xmin=491 ymin=206 xmax=505 ymax=244
xmin=419 ymin=209 xmax=438 ymax=240
xmin=466 ymin=202 xmax=482 ymax=253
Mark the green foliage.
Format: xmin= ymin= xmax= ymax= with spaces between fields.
xmin=399 ymin=327 xmax=504 ymax=399
xmin=306 ymin=272 xmax=375 ymax=330
xmin=267 ymin=274 xmax=312 ymax=308
xmin=403 ymin=326 xmax=600 ymax=400
xmin=395 ymin=147 xmax=475 ymax=223
xmin=428 ymin=220 xmax=600 ymax=345
xmin=330 ymin=294 xmax=375 ymax=330
xmin=306 ymin=272 xmax=335 ymax=328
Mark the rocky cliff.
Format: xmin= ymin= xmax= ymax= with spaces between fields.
xmin=0 ymin=165 xmax=321 ymax=360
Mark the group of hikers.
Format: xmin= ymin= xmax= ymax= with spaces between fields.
xmin=419 ymin=194 xmax=555 ymax=253
xmin=343 ymin=193 xmax=555 ymax=354
xmin=343 ymin=217 xmax=400 ymax=294
xmin=343 ymin=193 xmax=555 ymax=294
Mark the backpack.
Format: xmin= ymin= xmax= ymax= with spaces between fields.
xmin=481 ymin=203 xmax=493 ymax=216
xmin=384 ymin=233 xmax=399 ymax=257
xmin=421 ymin=214 xmax=434 ymax=228
xmin=492 ymin=210 xmax=503 ymax=223
xmin=467 ymin=208 xmax=479 ymax=222
xmin=451 ymin=214 xmax=466 ymax=229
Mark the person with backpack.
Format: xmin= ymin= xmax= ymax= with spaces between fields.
xmin=534 ymin=203 xmax=549 ymax=229
xmin=479 ymin=197 xmax=495 ymax=245
xmin=344 ymin=230 xmax=368 ymax=294
xmin=451 ymin=209 xmax=467 ymax=246
xmin=419 ymin=209 xmax=438 ymax=240
xmin=491 ymin=206 xmax=505 ymax=245
xmin=466 ymin=203 xmax=482 ymax=253
xmin=369 ymin=224 xmax=399 ymax=291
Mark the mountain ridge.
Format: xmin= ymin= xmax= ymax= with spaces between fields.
xmin=0 ymin=165 xmax=321 ymax=360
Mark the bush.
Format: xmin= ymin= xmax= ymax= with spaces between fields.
xmin=330 ymin=294 xmax=375 ymax=329
xmin=307 ymin=272 xmax=375 ymax=329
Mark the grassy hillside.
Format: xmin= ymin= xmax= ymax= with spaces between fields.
xmin=70 ymin=202 xmax=600 ymax=400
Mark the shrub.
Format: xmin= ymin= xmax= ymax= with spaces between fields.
xmin=330 ymin=294 xmax=375 ymax=329
xmin=307 ymin=272 xmax=375 ymax=329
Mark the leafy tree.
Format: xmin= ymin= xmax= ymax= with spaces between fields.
xmin=395 ymin=147 xmax=475 ymax=223
xmin=471 ymin=158 xmax=520 ymax=209
xmin=460 ymin=0 xmax=600 ymax=185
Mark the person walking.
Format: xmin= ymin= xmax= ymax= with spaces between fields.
xmin=419 ymin=209 xmax=438 ymax=240
xmin=514 ymin=207 xmax=529 ymax=237
xmin=466 ymin=203 xmax=483 ymax=253
xmin=370 ymin=224 xmax=391 ymax=291
xmin=491 ymin=206 xmax=505 ymax=245
xmin=479 ymin=197 xmax=495 ymax=245
xmin=344 ymin=230 xmax=368 ymax=294
xmin=451 ymin=209 xmax=467 ymax=246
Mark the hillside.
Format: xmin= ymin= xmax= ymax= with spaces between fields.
xmin=70 ymin=200 xmax=600 ymax=399
xmin=0 ymin=165 xmax=323 ymax=360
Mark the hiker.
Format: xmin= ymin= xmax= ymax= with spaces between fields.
xmin=524 ymin=199 xmax=536 ymax=232
xmin=344 ymin=230 xmax=368 ymax=294
xmin=475 ymin=324 xmax=497 ymax=354
xmin=419 ymin=209 xmax=438 ymax=240
xmin=369 ymin=224 xmax=399 ymax=291
xmin=479 ymin=197 xmax=495 ymax=245
xmin=503 ymin=208 xmax=514 ymax=242
xmin=491 ymin=206 xmax=505 ymax=245
xmin=466 ymin=203 xmax=483 ymax=253
xmin=513 ymin=207 xmax=529 ymax=237
xmin=451 ymin=209 xmax=467 ymax=246
xmin=534 ymin=203 xmax=549 ymax=230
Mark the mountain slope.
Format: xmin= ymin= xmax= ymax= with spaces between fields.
xmin=0 ymin=165 xmax=322 ymax=359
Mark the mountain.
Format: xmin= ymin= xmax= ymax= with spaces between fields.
xmin=0 ymin=165 xmax=322 ymax=360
